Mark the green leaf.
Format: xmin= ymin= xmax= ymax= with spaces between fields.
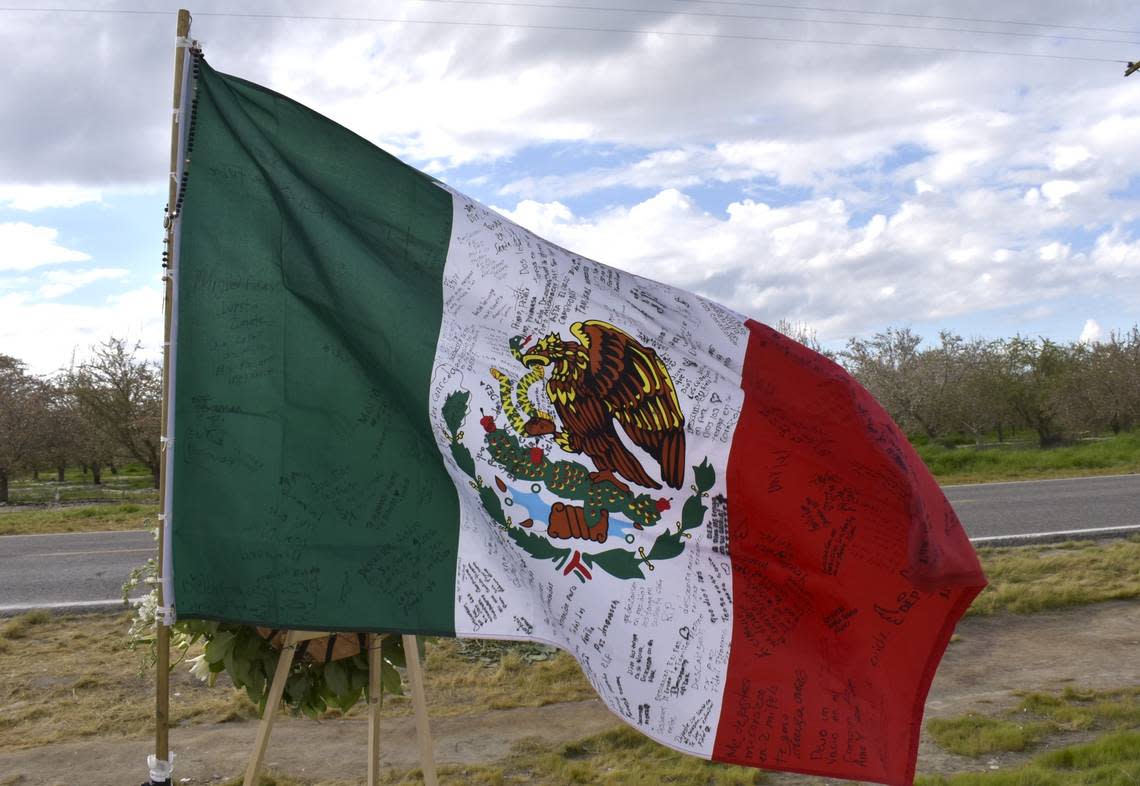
xmin=693 ymin=458 xmax=715 ymax=493
xmin=285 ymin=671 xmax=310 ymax=705
xmin=582 ymin=548 xmax=645 ymax=580
xmin=442 ymin=390 xmax=471 ymax=436
xmin=384 ymin=636 xmax=406 ymax=669
xmin=507 ymin=527 xmax=572 ymax=563
xmin=223 ymin=647 xmax=251 ymax=688
xmin=203 ymin=631 xmax=235 ymax=664
xmin=681 ymin=495 xmax=708 ymax=530
xmin=350 ymin=659 xmax=370 ymax=692
xmin=236 ymin=630 xmax=267 ymax=662
xmin=323 ymin=660 xmax=349 ymax=696
xmin=381 ymin=660 xmax=404 ymax=696
xmin=647 ymin=531 xmax=685 ymax=562
xmin=334 ymin=687 xmax=361 ymax=713
xmin=479 ymin=485 xmax=507 ymax=526
xmin=451 ymin=442 xmax=477 ymax=479
xmin=246 ymin=665 xmax=266 ymax=704
xmin=244 ymin=683 xmax=262 ymax=707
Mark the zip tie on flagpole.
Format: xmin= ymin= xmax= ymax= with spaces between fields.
xmin=175 ymin=34 xmax=193 ymax=48
xmin=157 ymin=513 xmax=166 ymax=521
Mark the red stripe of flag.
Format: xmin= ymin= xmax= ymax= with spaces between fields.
xmin=714 ymin=322 xmax=986 ymax=785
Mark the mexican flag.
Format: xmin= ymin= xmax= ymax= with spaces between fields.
xmin=168 ymin=55 xmax=986 ymax=786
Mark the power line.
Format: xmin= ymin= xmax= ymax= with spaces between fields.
xmin=0 ymin=5 xmax=1128 ymax=64
xmin=402 ymin=0 xmax=1140 ymax=46
xmin=672 ymin=0 xmax=1140 ymax=37
xmin=192 ymin=11 xmax=1131 ymax=63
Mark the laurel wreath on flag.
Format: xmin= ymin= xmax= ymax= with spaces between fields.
xmin=442 ymin=390 xmax=715 ymax=580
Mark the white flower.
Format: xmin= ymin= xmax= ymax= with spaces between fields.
xmin=188 ymin=653 xmax=212 ymax=682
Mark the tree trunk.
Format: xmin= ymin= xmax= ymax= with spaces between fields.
xmin=0 ymin=469 xmax=8 ymax=505
xmin=32 ymin=468 xmax=39 ymax=481
xmin=110 ymin=462 xmax=118 ymax=475
xmin=996 ymin=422 xmax=1004 ymax=443
xmin=151 ymin=465 xmax=160 ymax=489
xmin=57 ymin=465 xmax=66 ymax=483
xmin=82 ymin=463 xmax=89 ymax=477
xmin=92 ymin=462 xmax=102 ymax=486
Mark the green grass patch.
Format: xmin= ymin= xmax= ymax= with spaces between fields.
xmin=7 ymin=467 xmax=157 ymax=505
xmin=916 ymin=430 xmax=1140 ymax=484
xmin=0 ymin=503 xmax=157 ymax=535
xmin=970 ymin=536 xmax=1140 ymax=615
xmin=915 ymin=731 xmax=1140 ymax=786
xmin=925 ymin=714 xmax=1048 ymax=756
xmin=1013 ymin=687 xmax=1140 ymax=732
xmin=927 ymin=686 xmax=1140 ymax=761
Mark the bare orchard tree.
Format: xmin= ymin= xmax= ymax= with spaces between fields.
xmin=1083 ymin=327 xmax=1140 ymax=435
xmin=70 ymin=339 xmax=163 ymax=488
xmin=32 ymin=378 xmax=82 ymax=483
xmin=0 ymin=354 xmax=40 ymax=504
xmin=774 ymin=318 xmax=833 ymax=358
xmin=939 ymin=335 xmax=1016 ymax=446
xmin=1004 ymin=336 xmax=1073 ymax=448
xmin=840 ymin=327 xmax=951 ymax=439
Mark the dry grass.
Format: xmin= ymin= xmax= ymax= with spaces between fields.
xmin=0 ymin=613 xmax=597 ymax=749
xmin=0 ymin=611 xmax=256 ymax=751
xmin=417 ymin=639 xmax=595 ymax=715
xmin=224 ymin=726 xmax=766 ymax=786
xmin=0 ymin=503 xmax=157 ymax=535
xmin=969 ymin=536 xmax=1140 ymax=615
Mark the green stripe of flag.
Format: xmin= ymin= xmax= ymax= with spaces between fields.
xmin=172 ymin=58 xmax=459 ymax=634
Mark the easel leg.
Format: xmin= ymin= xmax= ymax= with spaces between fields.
xmin=243 ymin=631 xmax=298 ymax=786
xmin=402 ymin=634 xmax=439 ymax=786
xmin=368 ymin=633 xmax=383 ymax=786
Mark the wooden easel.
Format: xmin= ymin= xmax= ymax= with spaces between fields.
xmin=243 ymin=631 xmax=439 ymax=786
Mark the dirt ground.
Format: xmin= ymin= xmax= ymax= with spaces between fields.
xmin=2 ymin=600 xmax=1138 ymax=786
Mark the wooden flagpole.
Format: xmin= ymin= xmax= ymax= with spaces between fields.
xmin=367 ymin=633 xmax=384 ymax=786
xmin=153 ymin=8 xmax=192 ymax=785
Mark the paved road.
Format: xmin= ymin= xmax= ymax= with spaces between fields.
xmin=943 ymin=473 xmax=1140 ymax=544
xmin=0 ymin=530 xmax=152 ymax=615
xmin=1 ymin=473 xmax=1137 ymax=614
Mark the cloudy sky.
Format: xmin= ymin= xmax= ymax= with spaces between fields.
xmin=2 ymin=1 xmax=1139 ymax=373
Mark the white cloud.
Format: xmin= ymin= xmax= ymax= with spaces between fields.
xmin=1040 ymin=179 xmax=1081 ymax=207
xmin=1 ymin=0 xmax=1139 ymax=368
xmin=1050 ymin=145 xmax=1092 ymax=172
xmin=496 ymin=187 xmax=1136 ymax=339
xmin=38 ymin=267 xmax=129 ymax=298
xmin=0 ymin=184 xmax=102 ymax=211
xmin=0 ymin=286 xmax=163 ymax=375
xmin=1079 ymin=319 xmax=1102 ymax=343
xmin=0 ymin=222 xmax=90 ymax=271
